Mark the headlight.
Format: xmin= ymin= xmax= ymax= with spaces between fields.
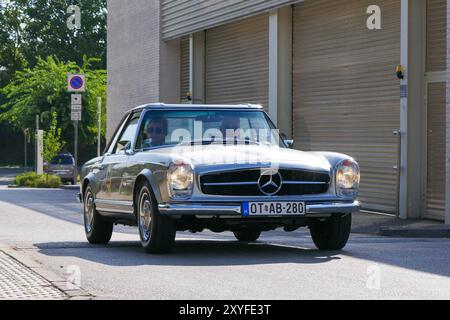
xmin=167 ymin=161 xmax=194 ymax=199
xmin=336 ymin=159 xmax=360 ymax=197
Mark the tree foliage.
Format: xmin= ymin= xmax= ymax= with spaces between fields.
xmin=0 ymin=56 xmax=107 ymax=147
xmin=0 ymin=0 xmax=106 ymax=72
xmin=40 ymin=111 xmax=65 ymax=164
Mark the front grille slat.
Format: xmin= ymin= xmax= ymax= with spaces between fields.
xmin=200 ymin=169 xmax=330 ymax=196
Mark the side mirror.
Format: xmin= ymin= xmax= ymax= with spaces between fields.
xmin=117 ymin=140 xmax=132 ymax=154
xmin=285 ymin=139 xmax=294 ymax=149
xmin=280 ymin=133 xmax=294 ymax=149
xmin=124 ymin=141 xmax=134 ymax=155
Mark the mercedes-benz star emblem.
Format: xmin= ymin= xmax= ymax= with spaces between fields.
xmin=258 ymin=170 xmax=283 ymax=196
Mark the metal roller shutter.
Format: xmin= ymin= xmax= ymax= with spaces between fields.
xmin=426 ymin=82 xmax=446 ymax=220
xmin=293 ymin=0 xmax=401 ymax=213
xmin=426 ymin=0 xmax=447 ymax=72
xmin=205 ymin=14 xmax=269 ymax=110
xmin=425 ymin=0 xmax=447 ymax=221
xmin=180 ymin=36 xmax=190 ymax=103
xmin=161 ymin=0 xmax=302 ymax=40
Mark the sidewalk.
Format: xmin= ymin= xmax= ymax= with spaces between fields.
xmin=352 ymin=211 xmax=450 ymax=238
xmin=0 ymin=245 xmax=92 ymax=300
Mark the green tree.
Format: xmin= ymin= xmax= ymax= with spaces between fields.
xmin=22 ymin=0 xmax=107 ymax=69
xmin=40 ymin=111 xmax=65 ymax=164
xmin=0 ymin=0 xmax=106 ymax=74
xmin=0 ymin=55 xmax=107 ymax=149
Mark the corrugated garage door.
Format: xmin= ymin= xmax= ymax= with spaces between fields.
xmin=180 ymin=36 xmax=190 ymax=103
xmin=205 ymin=14 xmax=269 ymax=110
xmin=293 ymin=0 xmax=400 ymax=213
xmin=425 ymin=0 xmax=447 ymax=221
xmin=426 ymin=82 xmax=446 ymax=220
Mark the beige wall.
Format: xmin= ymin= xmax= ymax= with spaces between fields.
xmin=106 ymin=0 xmax=180 ymax=140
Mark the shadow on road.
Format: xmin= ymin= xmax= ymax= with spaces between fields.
xmin=34 ymin=240 xmax=341 ymax=267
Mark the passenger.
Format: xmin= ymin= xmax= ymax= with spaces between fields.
xmin=220 ymin=115 xmax=241 ymax=140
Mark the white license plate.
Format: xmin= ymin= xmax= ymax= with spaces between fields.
xmin=242 ymin=202 xmax=306 ymax=216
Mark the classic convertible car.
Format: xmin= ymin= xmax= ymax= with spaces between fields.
xmin=79 ymin=103 xmax=360 ymax=254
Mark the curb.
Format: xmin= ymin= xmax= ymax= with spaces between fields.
xmin=0 ymin=245 xmax=94 ymax=300
xmin=378 ymin=227 xmax=450 ymax=238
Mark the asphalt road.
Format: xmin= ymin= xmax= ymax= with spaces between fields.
xmin=0 ymin=186 xmax=449 ymax=300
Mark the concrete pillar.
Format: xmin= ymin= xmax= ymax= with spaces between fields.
xmin=269 ymin=6 xmax=292 ymax=137
xmin=446 ymin=0 xmax=450 ymax=225
xmin=159 ymin=38 xmax=181 ymax=104
xmin=192 ymin=32 xmax=206 ymax=104
xmin=406 ymin=0 xmax=426 ymax=220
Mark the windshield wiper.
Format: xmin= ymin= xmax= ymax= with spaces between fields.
xmin=179 ymin=138 xmax=260 ymax=146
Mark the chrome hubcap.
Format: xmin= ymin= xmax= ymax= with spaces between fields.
xmin=139 ymin=191 xmax=152 ymax=241
xmin=84 ymin=192 xmax=94 ymax=233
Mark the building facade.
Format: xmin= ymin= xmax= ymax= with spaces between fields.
xmin=107 ymin=0 xmax=450 ymax=224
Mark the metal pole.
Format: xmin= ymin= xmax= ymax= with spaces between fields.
xmin=24 ymin=131 xmax=27 ymax=172
xmin=35 ymin=115 xmax=39 ymax=173
xmin=97 ymin=97 xmax=102 ymax=157
xmin=74 ymin=120 xmax=78 ymax=184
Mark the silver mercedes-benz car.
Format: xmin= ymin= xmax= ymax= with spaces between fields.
xmin=79 ymin=103 xmax=360 ymax=254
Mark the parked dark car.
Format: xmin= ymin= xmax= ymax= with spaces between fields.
xmin=44 ymin=153 xmax=76 ymax=185
xmin=79 ymin=103 xmax=360 ymax=254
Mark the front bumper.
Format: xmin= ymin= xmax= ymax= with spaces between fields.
xmin=158 ymin=201 xmax=360 ymax=217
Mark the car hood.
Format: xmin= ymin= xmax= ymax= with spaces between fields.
xmin=155 ymin=145 xmax=331 ymax=172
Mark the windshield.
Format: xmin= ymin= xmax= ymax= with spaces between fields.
xmin=50 ymin=155 xmax=74 ymax=165
xmin=135 ymin=110 xmax=285 ymax=150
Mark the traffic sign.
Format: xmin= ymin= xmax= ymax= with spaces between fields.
xmin=71 ymin=105 xmax=82 ymax=111
xmin=71 ymin=111 xmax=82 ymax=121
xmin=71 ymin=94 xmax=82 ymax=105
xmin=68 ymin=74 xmax=86 ymax=92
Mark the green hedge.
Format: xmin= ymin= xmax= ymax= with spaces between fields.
xmin=14 ymin=172 xmax=62 ymax=188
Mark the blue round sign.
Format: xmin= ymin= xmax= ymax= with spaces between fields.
xmin=70 ymin=76 xmax=84 ymax=90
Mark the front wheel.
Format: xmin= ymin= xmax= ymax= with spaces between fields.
xmin=137 ymin=182 xmax=176 ymax=254
xmin=309 ymin=214 xmax=352 ymax=251
xmin=233 ymin=230 xmax=261 ymax=242
xmin=84 ymin=186 xmax=113 ymax=244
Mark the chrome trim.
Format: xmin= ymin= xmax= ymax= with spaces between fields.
xmin=95 ymin=199 xmax=134 ymax=214
xmin=283 ymin=181 xmax=328 ymax=185
xmin=158 ymin=201 xmax=360 ymax=216
xmin=158 ymin=203 xmax=242 ymax=215
xmin=203 ymin=182 xmax=257 ymax=186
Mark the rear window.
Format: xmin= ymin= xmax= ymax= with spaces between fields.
xmin=51 ymin=155 xmax=74 ymax=165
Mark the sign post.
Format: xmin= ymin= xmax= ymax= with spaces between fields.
xmin=97 ymin=97 xmax=102 ymax=157
xmin=68 ymin=74 xmax=85 ymax=184
xmin=35 ymin=115 xmax=39 ymax=173
xmin=36 ymin=130 xmax=44 ymax=175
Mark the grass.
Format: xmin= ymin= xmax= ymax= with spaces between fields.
xmin=14 ymin=172 xmax=62 ymax=188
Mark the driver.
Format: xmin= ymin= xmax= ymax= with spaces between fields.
xmin=142 ymin=117 xmax=168 ymax=148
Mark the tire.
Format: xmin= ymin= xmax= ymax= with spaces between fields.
xmin=233 ymin=230 xmax=261 ymax=242
xmin=136 ymin=182 xmax=176 ymax=254
xmin=309 ymin=214 xmax=352 ymax=251
xmin=83 ymin=186 xmax=113 ymax=244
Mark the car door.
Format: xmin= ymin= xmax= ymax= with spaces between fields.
xmin=96 ymin=112 xmax=140 ymax=204
xmin=107 ymin=113 xmax=141 ymax=202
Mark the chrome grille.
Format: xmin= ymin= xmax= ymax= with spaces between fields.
xmin=200 ymin=169 xmax=330 ymax=196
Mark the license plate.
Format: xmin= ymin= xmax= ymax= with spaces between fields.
xmin=242 ymin=202 xmax=306 ymax=216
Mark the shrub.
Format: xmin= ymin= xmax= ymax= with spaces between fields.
xmin=14 ymin=172 xmax=62 ymax=188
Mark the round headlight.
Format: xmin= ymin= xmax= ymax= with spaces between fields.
xmin=167 ymin=161 xmax=194 ymax=199
xmin=336 ymin=159 xmax=360 ymax=197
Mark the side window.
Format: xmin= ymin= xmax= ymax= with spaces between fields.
xmin=113 ymin=115 xmax=140 ymax=154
